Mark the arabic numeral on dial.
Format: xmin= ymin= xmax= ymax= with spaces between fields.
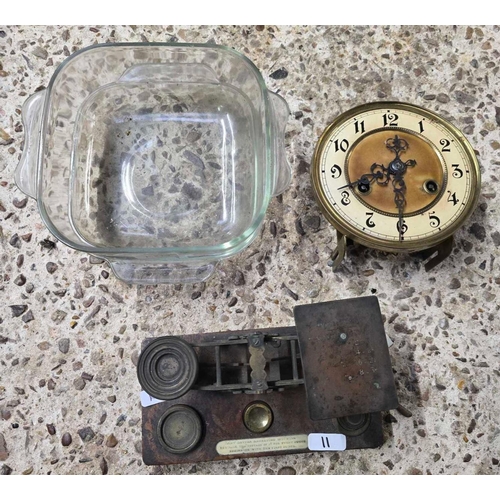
xmin=341 ymin=191 xmax=351 ymax=206
xmin=383 ymin=112 xmax=399 ymax=127
xmin=452 ymin=164 xmax=463 ymax=178
xmin=330 ymin=164 xmax=342 ymax=178
xmin=354 ymin=119 xmax=365 ymax=134
xmin=365 ymin=212 xmax=375 ymax=228
xmin=429 ymin=212 xmax=441 ymax=228
xmin=440 ymin=138 xmax=451 ymax=152
xmin=447 ymin=190 xmax=459 ymax=205
xmin=334 ymin=139 xmax=349 ymax=152
xmin=396 ymin=219 xmax=408 ymax=234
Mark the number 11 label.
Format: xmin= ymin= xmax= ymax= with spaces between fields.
xmin=308 ymin=433 xmax=347 ymax=451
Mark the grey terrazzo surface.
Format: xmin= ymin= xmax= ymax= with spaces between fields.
xmin=1 ymin=25 xmax=499 ymax=475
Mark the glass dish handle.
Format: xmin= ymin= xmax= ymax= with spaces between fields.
xmin=15 ymin=90 xmax=46 ymax=199
xmin=108 ymin=260 xmax=217 ymax=285
xmin=268 ymin=91 xmax=292 ymax=196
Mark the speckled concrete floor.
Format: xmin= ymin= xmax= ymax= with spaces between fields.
xmin=1 ymin=25 xmax=499 ymax=475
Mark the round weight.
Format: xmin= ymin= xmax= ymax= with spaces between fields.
xmin=137 ymin=337 xmax=198 ymax=400
xmin=157 ymin=405 xmax=203 ymax=454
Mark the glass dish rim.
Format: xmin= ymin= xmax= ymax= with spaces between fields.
xmin=36 ymin=41 xmax=274 ymax=258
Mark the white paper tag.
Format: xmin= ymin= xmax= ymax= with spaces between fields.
xmin=386 ymin=334 xmax=394 ymax=348
xmin=217 ymin=435 xmax=308 ymax=456
xmin=308 ymin=433 xmax=347 ymax=451
xmin=140 ymin=391 xmax=164 ymax=407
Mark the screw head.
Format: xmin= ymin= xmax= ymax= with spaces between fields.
xmin=250 ymin=335 xmax=262 ymax=347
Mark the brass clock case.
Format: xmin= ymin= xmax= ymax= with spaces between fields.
xmin=311 ymin=102 xmax=481 ymax=254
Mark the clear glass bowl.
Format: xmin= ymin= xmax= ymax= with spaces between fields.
xmin=16 ymin=43 xmax=291 ymax=284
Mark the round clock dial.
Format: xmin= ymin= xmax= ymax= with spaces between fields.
xmin=312 ymin=102 xmax=481 ymax=255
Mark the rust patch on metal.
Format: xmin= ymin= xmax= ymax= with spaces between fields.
xmin=294 ymin=296 xmax=398 ymax=420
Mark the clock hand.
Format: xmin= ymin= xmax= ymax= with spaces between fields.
xmin=385 ymin=135 xmax=416 ymax=242
xmin=337 ymin=174 xmax=371 ymax=192
xmin=386 ymin=135 xmax=409 ymax=158
xmin=393 ymin=173 xmax=407 ymax=242
xmin=337 ymin=163 xmax=390 ymax=191
xmin=386 ymin=135 xmax=417 ymax=176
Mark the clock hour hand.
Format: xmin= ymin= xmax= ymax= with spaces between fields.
xmin=337 ymin=163 xmax=390 ymax=192
xmin=337 ymin=174 xmax=371 ymax=192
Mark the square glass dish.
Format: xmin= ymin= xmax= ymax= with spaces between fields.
xmin=15 ymin=43 xmax=291 ymax=284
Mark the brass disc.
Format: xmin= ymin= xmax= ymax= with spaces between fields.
xmin=243 ymin=401 xmax=273 ymax=433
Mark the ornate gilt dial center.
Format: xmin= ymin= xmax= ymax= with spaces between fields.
xmin=347 ymin=129 xmax=445 ymax=216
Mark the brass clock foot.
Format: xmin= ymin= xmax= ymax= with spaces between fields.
xmin=411 ymin=236 xmax=454 ymax=272
xmin=330 ymin=231 xmax=347 ymax=270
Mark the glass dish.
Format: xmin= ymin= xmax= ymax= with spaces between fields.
xmin=15 ymin=43 xmax=291 ymax=284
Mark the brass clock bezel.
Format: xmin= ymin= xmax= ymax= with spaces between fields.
xmin=311 ymin=101 xmax=481 ymax=254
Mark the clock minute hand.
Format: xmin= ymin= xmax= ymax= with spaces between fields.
xmin=385 ymin=135 xmax=416 ymax=242
xmin=393 ymin=173 xmax=407 ymax=242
